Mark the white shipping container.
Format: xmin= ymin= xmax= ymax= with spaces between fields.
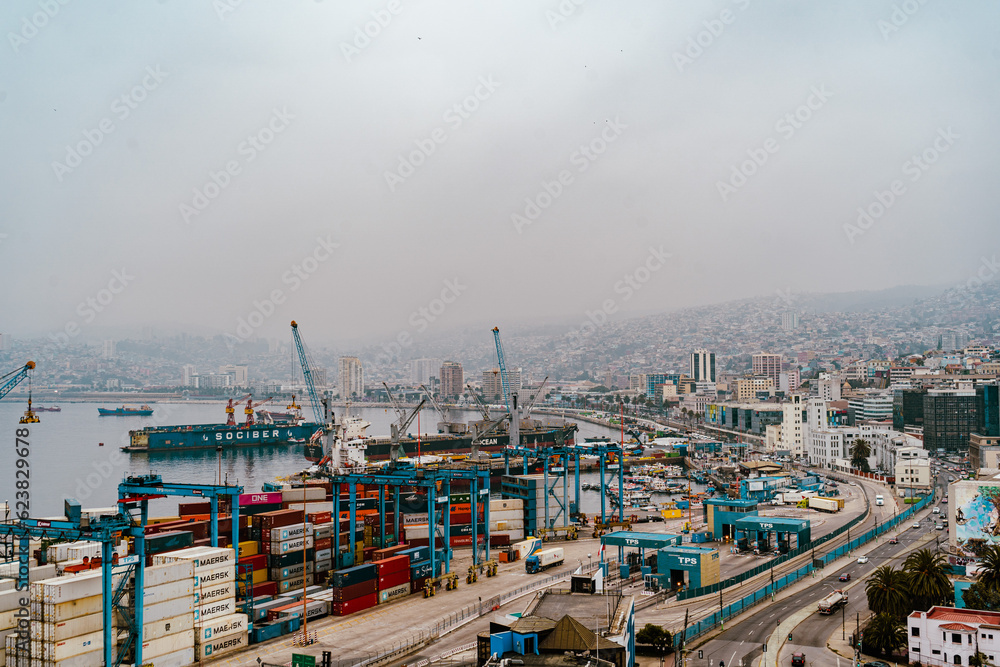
xmin=42 ymin=630 xmax=101 ymax=661
xmin=194 ymin=612 xmax=247 ymax=642
xmin=139 ymin=629 xmax=195 ymax=660
xmin=193 ymin=581 xmax=234 ymax=607
xmin=403 ymin=513 xmax=428 ymax=526
xmin=153 ymin=547 xmax=235 ymax=573
xmin=34 ymin=573 xmax=102 ymax=604
xmin=314 ymin=548 xmax=332 ymax=562
xmin=281 ymin=487 xmax=326 ymax=502
xmin=490 ymin=498 xmax=523 ymax=511
xmin=0 ymin=590 xmax=24 ymax=615
xmin=269 ymin=523 xmax=313 ymax=542
xmin=39 ymin=647 xmax=104 ymax=667
xmin=194 ymin=565 xmax=234 ymax=588
xmin=193 ymin=596 xmax=237 ymax=623
xmin=65 ymin=545 xmax=102 ymax=563
xmin=46 ymin=542 xmax=94 ymax=565
xmin=314 ymin=558 xmax=333 ymax=574
xmin=193 ymin=629 xmax=247 ymax=661
xmin=313 ymin=522 xmax=333 ymax=540
xmin=270 ymin=535 xmax=314 ymax=554
xmin=42 ymin=595 xmax=102 ymax=623
xmin=31 ymin=613 xmax=103 ymax=641
xmin=142 ymin=646 xmax=194 ymax=667
xmin=142 ymin=596 xmax=195 ymax=625
xmin=377 ymin=583 xmax=410 ymax=604
xmin=0 ymin=610 xmax=17 ymax=632
xmin=141 ymin=612 xmax=194 ymax=642
xmin=490 ymin=520 xmax=525 ymax=531
xmin=142 ymin=561 xmax=195 ymax=588
xmin=141 ymin=579 xmax=194 ymax=606
xmin=489 ymin=509 xmax=523 ymax=521
xmin=277 ymin=575 xmax=314 ymax=594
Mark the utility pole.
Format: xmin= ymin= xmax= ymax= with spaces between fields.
xmin=720 ymin=586 xmax=724 ymax=629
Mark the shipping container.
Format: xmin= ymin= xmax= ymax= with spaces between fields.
xmin=269 ymin=562 xmax=315 ymax=582
xmin=281 ymin=487 xmax=326 ymax=503
xmin=143 ymin=561 xmax=196 ymax=588
xmin=193 ymin=596 xmax=237 ymax=623
xmin=140 ymin=579 xmax=194 ymax=606
xmin=195 ymin=565 xmax=234 ymax=588
xmin=29 ymin=613 xmax=102 ymax=642
xmin=153 ymin=546 xmax=235 ymax=572
xmin=378 ymin=583 xmax=410 ymax=604
xmin=307 ymin=511 xmax=332 ymax=525
xmin=314 ymin=548 xmax=332 ymax=563
xmin=144 ymin=647 xmax=195 ymax=667
xmin=236 ymin=541 xmax=258 ymax=558
xmin=252 ymin=509 xmax=302 ymax=532
xmin=42 ymin=630 xmax=102 ymax=661
xmin=144 ymin=531 xmax=196 ymax=556
xmin=179 ymin=501 xmax=212 ymax=516
xmin=141 ymin=612 xmax=195 ymax=642
xmin=42 ymin=595 xmax=103 ymax=623
xmin=138 ymin=629 xmax=195 ymax=660
xmin=264 ymin=535 xmax=314 ymax=555
xmin=33 ymin=572 xmax=104 ymax=604
xmin=269 ymin=523 xmax=313 ymax=543
xmin=194 ymin=629 xmax=248 ymax=660
xmin=313 ymin=522 xmax=333 ymax=540
xmin=195 ymin=612 xmax=247 ymax=641
xmin=239 ymin=492 xmax=283 ymax=506
xmin=331 ymin=592 xmax=377 ymax=616
xmin=277 ymin=575 xmax=314 ymax=594
xmin=332 ymin=579 xmax=376 ymax=602
xmin=329 ymin=563 xmax=377 ymax=588
xmin=193 ymin=581 xmax=234 ymax=607
xmin=315 ymin=558 xmax=333 ymax=574
xmin=143 ymin=596 xmax=196 ymax=625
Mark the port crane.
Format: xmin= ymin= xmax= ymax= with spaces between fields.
xmin=0 ymin=361 xmax=39 ymax=423
xmin=382 ymin=382 xmax=425 ymax=464
xmin=225 ymin=393 xmax=252 ymax=426
xmin=291 ymin=320 xmax=325 ymax=425
xmin=244 ymin=396 xmax=273 ymax=427
xmin=467 ymin=384 xmax=492 ymax=421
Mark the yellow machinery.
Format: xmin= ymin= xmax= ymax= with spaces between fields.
xmin=591 ymin=520 xmax=632 ymax=538
xmin=1 ymin=362 xmax=39 ymax=424
xmin=423 ymin=572 xmax=459 ymax=597
xmin=467 ymin=559 xmax=498 ymax=583
xmin=537 ymin=525 xmax=579 ymax=542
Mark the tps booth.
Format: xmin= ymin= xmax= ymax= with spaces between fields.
xmin=600 ymin=531 xmax=682 ymax=579
xmin=656 ymin=545 xmax=720 ymax=591
xmin=703 ymin=498 xmax=759 ymax=541
xmin=733 ymin=516 xmax=810 ymax=555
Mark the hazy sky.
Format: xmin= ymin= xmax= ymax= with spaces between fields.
xmin=2 ymin=1 xmax=999 ymax=349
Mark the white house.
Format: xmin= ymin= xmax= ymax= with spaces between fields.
xmin=908 ymin=607 xmax=1000 ymax=667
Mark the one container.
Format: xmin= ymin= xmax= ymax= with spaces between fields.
xmin=378 ymin=583 xmax=410 ymax=604
xmin=195 ymin=612 xmax=247 ymax=642
xmin=193 ymin=596 xmax=237 ymax=623
xmin=141 ymin=612 xmax=195 ymax=642
xmin=329 ymin=563 xmax=377 ymax=588
xmin=194 ymin=629 xmax=249 ymax=660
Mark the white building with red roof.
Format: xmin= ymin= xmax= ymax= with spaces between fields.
xmin=908 ymin=607 xmax=1000 ymax=667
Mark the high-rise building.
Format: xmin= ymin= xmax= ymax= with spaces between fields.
xmin=690 ymin=349 xmax=716 ymax=383
xmin=339 ymin=356 xmax=364 ymax=399
xmin=817 ymin=373 xmax=842 ymax=401
xmin=752 ymin=353 xmax=782 ymax=382
xmin=440 ymin=361 xmax=464 ymax=398
xmin=182 ymin=364 xmax=196 ymax=387
xmin=781 ymin=311 xmax=800 ymax=331
xmin=102 ymin=339 xmax=117 ymax=359
xmin=219 ymin=364 xmax=249 ymax=387
xmin=411 ymin=358 xmax=442 ymax=385
xmin=735 ymin=377 xmax=774 ymax=401
xmin=779 ymin=370 xmax=801 ymax=394
xmin=482 ymin=367 xmax=521 ymax=401
xmin=923 ymin=385 xmax=979 ymax=454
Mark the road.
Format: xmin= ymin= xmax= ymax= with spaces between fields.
xmin=683 ymin=466 xmax=948 ymax=667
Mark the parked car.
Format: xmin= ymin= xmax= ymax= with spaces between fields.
xmin=839 ymin=572 xmax=851 ymax=581
xmin=791 ymin=653 xmax=806 ymax=667
xmin=857 ymin=556 xmax=869 ymax=564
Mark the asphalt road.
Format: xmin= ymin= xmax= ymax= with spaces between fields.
xmin=686 ymin=467 xmax=949 ymax=667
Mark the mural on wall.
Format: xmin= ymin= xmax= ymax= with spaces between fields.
xmin=953 ymin=482 xmax=1000 ymax=553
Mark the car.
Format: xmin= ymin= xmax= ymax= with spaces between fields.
xmin=936 ymin=524 xmax=944 ymax=530
xmin=864 ymin=661 xmax=891 ymax=667
xmin=857 ymin=556 xmax=869 ymax=564
xmin=791 ymin=653 xmax=806 ymax=667
xmin=839 ymin=573 xmax=851 ymax=581
xmin=889 ymin=537 xmax=898 ymax=544
xmin=942 ymin=498 xmax=948 ymax=503
xmin=933 ymin=507 xmax=941 ymax=514
xmin=913 ymin=522 xmax=921 ymax=529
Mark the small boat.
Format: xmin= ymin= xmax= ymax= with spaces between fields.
xmin=34 ymin=406 xmax=62 ymax=412
xmin=98 ymin=405 xmax=153 ymax=416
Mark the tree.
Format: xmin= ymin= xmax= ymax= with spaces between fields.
xmin=903 ymin=549 xmax=952 ymax=611
xmin=978 ymin=544 xmax=1000 ymax=589
xmin=865 ymin=565 xmax=910 ymax=618
xmin=863 ymin=612 xmax=907 ymax=656
xmin=636 ymin=623 xmax=673 ymax=655
xmin=963 ymin=581 xmax=1000 ymax=611
xmin=850 ymin=438 xmax=871 ymax=472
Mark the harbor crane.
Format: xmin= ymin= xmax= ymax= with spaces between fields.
xmin=244 ymin=396 xmax=273 ymax=427
xmin=225 ymin=393 xmax=252 ymax=426
xmin=382 ymin=382 xmax=426 ymax=464
xmin=467 ymin=384 xmax=492 ymax=421
xmin=0 ymin=361 xmax=39 ymax=423
xmin=492 ymin=326 xmax=513 ymax=414
xmin=291 ymin=320 xmax=326 ymax=426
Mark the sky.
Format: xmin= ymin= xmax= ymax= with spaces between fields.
xmin=2 ymin=1 xmax=999 ymax=350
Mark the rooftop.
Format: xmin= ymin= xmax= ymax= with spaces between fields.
xmin=910 ymin=607 xmax=1000 ymax=625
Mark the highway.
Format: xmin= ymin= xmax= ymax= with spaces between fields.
xmin=684 ymin=466 xmax=949 ymax=667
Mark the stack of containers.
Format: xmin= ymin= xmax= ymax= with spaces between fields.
xmin=310 ymin=511 xmax=334 ymax=585
xmin=374 ymin=555 xmax=410 ymax=605
xmin=489 ymin=497 xmax=524 ymax=546
xmin=28 ymin=571 xmax=108 ymax=667
xmin=330 ymin=564 xmax=377 ymax=616
xmin=500 ymin=475 xmax=565 ymax=535
xmin=397 ymin=546 xmax=444 ymax=594
xmin=251 ymin=508 xmax=310 ymax=598
xmin=265 ymin=521 xmax=314 ymax=595
xmin=151 ymin=546 xmax=245 ymax=661
xmin=0 ymin=560 xmax=57 ymax=666
xmin=129 ymin=560 xmax=196 ymax=667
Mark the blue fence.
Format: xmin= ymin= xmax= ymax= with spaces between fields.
xmin=677 ymin=491 xmax=932 ymax=643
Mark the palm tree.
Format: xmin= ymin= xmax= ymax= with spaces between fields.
xmin=904 ymin=548 xmax=952 ymax=611
xmin=979 ymin=544 xmax=1000 ymax=590
xmin=850 ymin=438 xmax=871 ymax=472
xmin=865 ymin=565 xmax=910 ymax=618
xmin=864 ymin=612 xmax=907 ymax=657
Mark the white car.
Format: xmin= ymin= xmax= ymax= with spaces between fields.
xmin=857 ymin=556 xmax=869 ymax=564
xmin=913 ymin=522 xmax=921 ymax=529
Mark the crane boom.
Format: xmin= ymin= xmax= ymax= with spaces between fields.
xmin=419 ymin=384 xmax=449 ymax=422
xmin=290 ymin=321 xmax=324 ymax=424
xmin=523 ymin=376 xmax=549 ymax=416
xmin=492 ymin=326 xmax=512 ymax=413
xmin=382 ymin=382 xmax=407 ymax=427
xmin=0 ymin=362 xmax=34 ymax=402
xmin=467 ymin=384 xmax=491 ymax=421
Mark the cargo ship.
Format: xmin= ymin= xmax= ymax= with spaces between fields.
xmin=123 ymin=422 xmax=321 ymax=452
xmin=303 ymin=415 xmax=578 ymax=462
xmin=99 ymin=405 xmax=154 ymax=416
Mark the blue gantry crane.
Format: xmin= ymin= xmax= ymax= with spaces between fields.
xmin=291 ymin=321 xmax=325 ymax=425
xmin=491 ymin=327 xmax=512 ymax=414
xmin=0 ymin=361 xmax=40 ymax=423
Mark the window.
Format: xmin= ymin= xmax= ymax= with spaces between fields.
xmin=954 ymin=655 xmax=962 ymax=665
xmin=913 ymin=627 xmax=921 ymax=637
xmin=953 ymin=633 xmax=963 ymax=643
xmin=933 ymin=650 xmax=942 ymax=655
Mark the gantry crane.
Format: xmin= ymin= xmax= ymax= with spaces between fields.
xmin=225 ymin=393 xmax=252 ymax=426
xmin=0 ymin=361 xmax=39 ymax=423
xmin=382 ymin=382 xmax=425 ymax=464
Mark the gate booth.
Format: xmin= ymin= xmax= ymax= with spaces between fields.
xmin=599 ymin=531 xmax=682 ymax=580
xmin=703 ymin=498 xmax=759 ymax=541
xmin=656 ymin=546 xmax=720 ymax=591
xmin=733 ymin=516 xmax=810 ymax=555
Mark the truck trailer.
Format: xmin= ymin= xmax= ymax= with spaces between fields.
xmin=808 ymin=497 xmax=841 ymax=513
xmin=525 ymin=547 xmax=564 ymax=573
xmin=818 ymin=589 xmax=848 ymax=614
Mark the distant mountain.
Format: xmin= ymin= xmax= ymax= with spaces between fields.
xmin=791 ymin=284 xmax=948 ymax=313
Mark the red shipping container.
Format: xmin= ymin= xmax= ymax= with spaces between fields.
xmin=308 ymin=511 xmax=332 ymax=525
xmin=364 ymin=515 xmax=380 ymax=527
xmin=450 ymin=535 xmax=486 ymax=547
xmin=362 ymin=547 xmax=376 ymax=561
xmin=332 ymin=592 xmax=377 ymax=616
xmin=333 ymin=579 xmax=377 ymax=601
xmin=243 ymin=553 xmax=268 ymax=572
xmin=314 ymin=537 xmax=332 ymax=552
xmin=254 ymin=509 xmax=302 ymax=532
xmin=373 ymin=545 xmax=407 ymax=561
xmin=376 ymin=555 xmax=409 ymax=576
xmin=411 ymin=576 xmax=428 ymax=594
xmin=179 ymin=501 xmax=212 ymax=516
xmin=490 ymin=534 xmax=511 ymax=547
xmin=252 ymin=581 xmax=279 ymax=597
xmin=378 ymin=569 xmax=409 ymax=591
xmin=407 ymin=538 xmax=430 ymax=548
xmin=450 ymin=512 xmax=471 ymax=525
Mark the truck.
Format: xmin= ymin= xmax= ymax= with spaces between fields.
xmin=511 ymin=537 xmax=542 ymax=561
xmin=875 ymin=495 xmax=884 ymax=506
xmin=525 ymin=547 xmax=564 ymax=573
xmin=808 ymin=497 xmax=841 ymax=513
xmin=817 ymin=589 xmax=848 ymax=614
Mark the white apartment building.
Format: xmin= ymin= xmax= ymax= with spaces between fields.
xmin=339 ymin=356 xmax=364 ymax=399
xmin=808 ymin=423 xmax=900 ymax=470
xmin=780 ymin=394 xmax=805 ymax=457
xmin=908 ymin=607 xmax=1000 ymax=667
xmin=848 ymin=392 xmax=893 ymax=422
xmin=817 ymin=373 xmax=842 ymax=401
xmin=896 ymin=446 xmax=932 ymax=495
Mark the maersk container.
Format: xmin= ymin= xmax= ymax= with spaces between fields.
xmin=139 ymin=629 xmax=195 ymax=660
xmin=314 ymin=548 xmax=332 ymax=562
xmin=194 ymin=629 xmax=248 ymax=661
xmin=141 ymin=579 xmax=194 ymax=606
xmin=251 ymin=598 xmax=287 ymax=622
xmin=269 ymin=523 xmax=313 ymax=542
xmin=143 ymin=561 xmax=196 ymax=588
xmin=43 ymin=595 xmax=103 ymax=623
xmin=195 ymin=565 xmax=234 ymax=588
xmin=193 ymin=581 xmax=234 ymax=607
xmin=193 ymin=596 xmax=237 ymax=623
xmin=314 ymin=522 xmax=334 ymax=540
xmin=154 ymin=547 xmax=235 ymax=573
xmin=377 ymin=583 xmax=410 ymax=604
xmin=277 ymin=574 xmax=314 ymax=594
xmin=142 ymin=612 xmax=195 ymax=642
xmin=315 ymin=558 xmax=333 ymax=574
xmin=195 ymin=612 xmax=247 ymax=642
xmin=266 ymin=535 xmax=315 ymax=555
xmin=269 ymin=561 xmax=315 ymax=582
xmin=42 ymin=629 xmax=102 ymax=661
xmin=142 ymin=596 xmax=195 ymax=625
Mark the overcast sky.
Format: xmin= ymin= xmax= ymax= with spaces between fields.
xmin=2 ymin=1 xmax=998 ymax=349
